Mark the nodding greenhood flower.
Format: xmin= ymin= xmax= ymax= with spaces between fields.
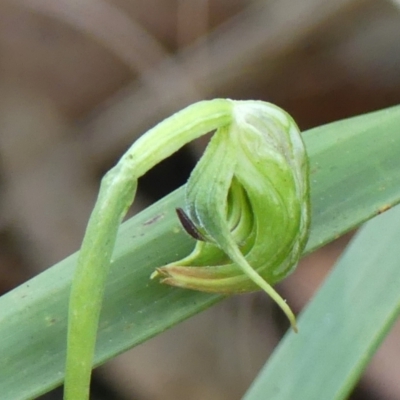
xmin=64 ymin=99 xmax=310 ymax=400
xmin=152 ymin=101 xmax=310 ymax=331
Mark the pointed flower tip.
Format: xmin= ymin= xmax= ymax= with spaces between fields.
xmin=150 ymin=269 xmax=161 ymax=280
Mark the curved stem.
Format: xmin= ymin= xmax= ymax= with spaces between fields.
xmin=64 ymin=99 xmax=233 ymax=400
xmin=64 ymin=167 xmax=136 ymax=400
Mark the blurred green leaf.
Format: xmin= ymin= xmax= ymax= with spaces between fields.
xmin=243 ymin=204 xmax=400 ymax=400
xmin=0 ymin=105 xmax=400 ymax=399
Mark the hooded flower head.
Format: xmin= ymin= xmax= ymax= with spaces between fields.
xmin=152 ymin=100 xmax=310 ymax=329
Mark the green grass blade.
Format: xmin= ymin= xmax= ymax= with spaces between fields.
xmin=243 ymin=204 xmax=400 ymax=400
xmin=305 ymin=105 xmax=400 ymax=250
xmin=0 ymin=105 xmax=400 ymax=399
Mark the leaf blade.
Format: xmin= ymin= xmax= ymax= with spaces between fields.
xmin=0 ymin=105 xmax=400 ymax=399
xmin=243 ymin=204 xmax=400 ymax=400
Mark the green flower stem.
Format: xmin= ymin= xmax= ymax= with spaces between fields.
xmin=64 ymin=99 xmax=233 ymax=400
xmin=64 ymin=169 xmax=137 ymax=400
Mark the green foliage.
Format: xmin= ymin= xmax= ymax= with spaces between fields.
xmin=244 ymin=204 xmax=400 ymax=400
xmin=0 ymin=105 xmax=399 ymax=399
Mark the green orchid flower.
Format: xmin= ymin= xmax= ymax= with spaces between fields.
xmin=153 ymin=101 xmax=310 ymax=330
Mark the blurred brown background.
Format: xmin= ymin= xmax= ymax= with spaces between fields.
xmin=1 ymin=0 xmax=400 ymax=399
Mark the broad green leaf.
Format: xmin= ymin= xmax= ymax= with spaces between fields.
xmin=243 ymin=203 xmax=400 ymax=400
xmin=0 ymin=105 xmax=399 ymax=399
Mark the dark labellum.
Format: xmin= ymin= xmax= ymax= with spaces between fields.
xmin=176 ymin=208 xmax=205 ymax=241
